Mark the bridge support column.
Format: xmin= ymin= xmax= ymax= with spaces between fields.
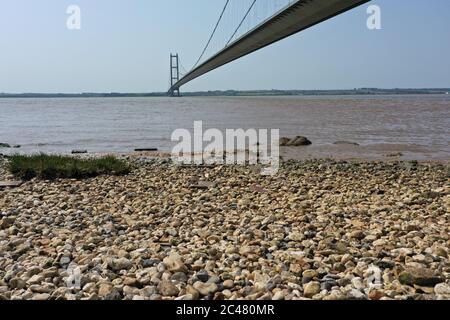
xmin=169 ymin=53 xmax=180 ymax=97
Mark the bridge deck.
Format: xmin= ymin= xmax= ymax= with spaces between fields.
xmin=170 ymin=0 xmax=369 ymax=92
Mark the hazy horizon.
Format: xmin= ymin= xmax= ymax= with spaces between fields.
xmin=2 ymin=87 xmax=450 ymax=96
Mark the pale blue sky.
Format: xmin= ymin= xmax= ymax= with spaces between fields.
xmin=1 ymin=0 xmax=449 ymax=93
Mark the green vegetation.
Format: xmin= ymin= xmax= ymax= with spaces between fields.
xmin=8 ymin=154 xmax=130 ymax=180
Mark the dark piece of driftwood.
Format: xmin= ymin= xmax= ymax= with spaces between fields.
xmin=71 ymin=150 xmax=88 ymax=154
xmin=134 ymin=148 xmax=159 ymax=152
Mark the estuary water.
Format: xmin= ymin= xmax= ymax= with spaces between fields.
xmin=0 ymin=95 xmax=449 ymax=160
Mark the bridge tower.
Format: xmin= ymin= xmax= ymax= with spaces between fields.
xmin=169 ymin=53 xmax=180 ymax=97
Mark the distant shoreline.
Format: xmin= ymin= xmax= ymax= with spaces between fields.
xmin=1 ymin=88 xmax=449 ymax=98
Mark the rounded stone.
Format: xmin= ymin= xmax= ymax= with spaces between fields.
xmin=303 ymin=282 xmax=321 ymax=298
xmin=193 ymin=281 xmax=218 ymax=296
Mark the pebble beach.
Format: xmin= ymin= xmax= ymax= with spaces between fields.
xmin=0 ymin=156 xmax=449 ymax=300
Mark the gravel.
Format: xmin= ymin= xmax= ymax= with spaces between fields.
xmin=0 ymin=157 xmax=449 ymax=300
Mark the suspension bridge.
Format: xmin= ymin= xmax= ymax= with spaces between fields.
xmin=168 ymin=0 xmax=370 ymax=96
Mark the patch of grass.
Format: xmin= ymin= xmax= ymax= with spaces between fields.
xmin=8 ymin=154 xmax=130 ymax=180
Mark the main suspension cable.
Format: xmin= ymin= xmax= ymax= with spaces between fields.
xmin=192 ymin=0 xmax=230 ymax=70
xmin=226 ymin=0 xmax=257 ymax=47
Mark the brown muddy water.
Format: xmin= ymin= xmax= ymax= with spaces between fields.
xmin=0 ymin=95 xmax=449 ymax=160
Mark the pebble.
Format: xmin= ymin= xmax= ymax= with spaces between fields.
xmin=27 ymin=275 xmax=44 ymax=285
xmin=368 ymin=289 xmax=385 ymax=300
xmin=398 ymin=267 xmax=444 ymax=287
xmin=272 ymin=291 xmax=286 ymax=300
xmin=348 ymin=289 xmax=366 ymax=300
xmin=142 ymin=259 xmax=160 ymax=268
xmin=0 ymin=158 xmax=448 ymax=300
xmin=303 ymin=282 xmax=321 ymax=298
xmin=98 ymin=283 xmax=121 ymax=300
xmin=434 ymin=283 xmax=450 ymax=296
xmin=302 ymin=269 xmax=318 ymax=280
xmin=223 ymin=280 xmax=234 ymax=289
xmin=108 ymin=258 xmax=132 ymax=271
xmin=163 ymin=253 xmax=187 ymax=273
xmin=193 ymin=282 xmax=218 ymax=296
xmin=32 ymin=293 xmax=50 ymax=301
xmin=195 ymin=270 xmax=210 ymax=283
xmin=157 ymin=280 xmax=179 ymax=297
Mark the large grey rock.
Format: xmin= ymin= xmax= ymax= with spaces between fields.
xmin=281 ymin=136 xmax=312 ymax=146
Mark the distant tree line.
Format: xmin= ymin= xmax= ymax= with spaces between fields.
xmin=1 ymin=88 xmax=449 ymax=98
